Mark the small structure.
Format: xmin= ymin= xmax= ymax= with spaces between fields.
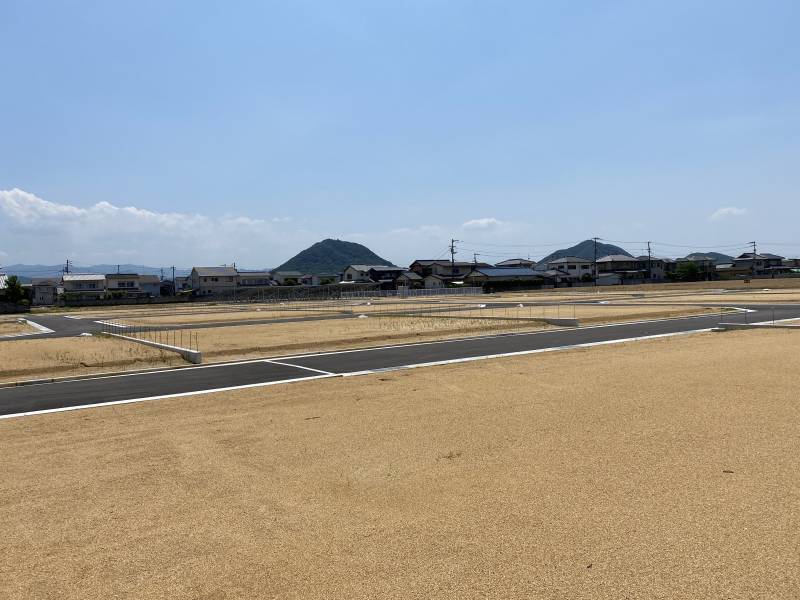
xmin=464 ymin=267 xmax=543 ymax=290
xmin=396 ymin=271 xmax=424 ymax=289
xmin=300 ymin=273 xmax=339 ymax=286
xmin=189 ymin=267 xmax=239 ymax=295
xmin=272 ymin=271 xmax=303 ymax=285
xmin=139 ymin=274 xmax=161 ymax=297
xmin=63 ymin=274 xmax=106 ymax=298
xmin=238 ymin=271 xmax=272 ymax=287
xmin=32 ymin=277 xmax=61 ymax=305
xmin=496 ymin=258 xmax=537 ymax=269
xmin=423 ymin=274 xmax=449 ymax=289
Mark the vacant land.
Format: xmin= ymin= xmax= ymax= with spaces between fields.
xmin=2 ymin=328 xmax=799 ymax=599
xmin=0 ymin=317 xmax=35 ymax=336
xmin=0 ymin=336 xmax=185 ymax=382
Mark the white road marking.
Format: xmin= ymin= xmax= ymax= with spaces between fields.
xmin=94 ymin=320 xmax=129 ymax=328
xmin=263 ymin=360 xmax=335 ymax=376
xmin=0 ymin=373 xmax=337 ymax=420
xmin=24 ymin=320 xmax=55 ymax=334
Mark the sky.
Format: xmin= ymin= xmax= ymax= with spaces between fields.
xmin=1 ymin=0 xmax=799 ymax=269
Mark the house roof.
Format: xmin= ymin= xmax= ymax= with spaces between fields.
xmin=398 ymin=271 xmax=423 ymax=280
xmin=273 ymin=271 xmax=303 ymax=277
xmin=32 ymin=277 xmax=60 ymax=286
xmin=238 ymin=271 xmax=272 ymax=277
xmin=192 ymin=266 xmax=238 ymax=276
xmin=735 ymin=252 xmax=785 ymax=260
xmin=496 ymin=258 xmax=537 ymax=266
xmin=547 ymin=256 xmax=591 ymax=264
xmin=139 ymin=275 xmax=161 ymax=284
xmin=467 ymin=267 xmax=542 ymax=278
xmin=596 ymin=254 xmax=636 ymax=263
xmin=346 ymin=264 xmax=398 ymax=272
xmin=63 ymin=273 xmax=106 ymax=282
xmin=411 ymin=260 xmax=491 ymax=268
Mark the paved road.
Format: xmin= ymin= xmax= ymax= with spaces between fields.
xmin=1 ymin=303 xmax=798 ymax=418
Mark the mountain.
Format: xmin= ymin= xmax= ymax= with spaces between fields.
xmin=274 ymin=239 xmax=396 ymax=274
xmin=537 ymin=240 xmax=632 ymax=267
xmin=684 ymin=252 xmax=734 ymax=264
xmin=0 ymin=264 xmax=192 ymax=281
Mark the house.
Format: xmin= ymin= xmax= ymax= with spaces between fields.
xmin=464 ymin=267 xmax=543 ymax=289
xmin=718 ymin=253 xmax=785 ymax=277
xmin=396 ymin=271 xmax=424 ymax=288
xmin=139 ymin=274 xmax=161 ymax=297
xmin=238 ymin=271 xmax=272 ymax=287
xmin=409 ymin=260 xmax=491 ymax=279
xmin=545 ymin=256 xmax=594 ymax=282
xmin=635 ymin=256 xmax=677 ymax=280
xmin=31 ymin=277 xmax=61 ymax=305
xmin=675 ymin=256 xmax=716 ymax=280
xmin=596 ymin=255 xmax=646 ymax=281
xmin=341 ymin=264 xmax=401 ymax=283
xmin=106 ymin=273 xmax=142 ymax=297
xmin=783 ymin=258 xmax=800 ymax=268
xmin=496 ymin=258 xmax=537 ymax=269
xmin=367 ymin=266 xmax=405 ymax=286
xmin=175 ymin=276 xmax=191 ymax=292
xmin=300 ymin=273 xmax=339 ymax=286
xmin=423 ymin=274 xmax=449 ymax=289
xmin=63 ymin=274 xmax=106 ymax=298
xmin=189 ymin=267 xmax=239 ymax=295
xmin=272 ymin=271 xmax=303 ymax=285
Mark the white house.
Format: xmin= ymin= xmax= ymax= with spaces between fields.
xmin=63 ymin=274 xmax=106 ymax=298
xmin=190 ymin=267 xmax=239 ymax=295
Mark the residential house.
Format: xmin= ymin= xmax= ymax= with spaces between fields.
xmin=139 ymin=274 xmax=161 ymax=297
xmin=238 ymin=271 xmax=272 ymax=287
xmin=545 ymin=256 xmax=594 ymax=282
xmin=367 ymin=266 xmax=405 ymax=287
xmin=189 ymin=267 xmax=239 ymax=295
xmin=596 ymin=255 xmax=646 ymax=281
xmin=409 ymin=260 xmax=491 ymax=279
xmin=106 ymin=273 xmax=142 ymax=297
xmin=63 ymin=274 xmax=106 ymax=298
xmin=464 ymin=267 xmax=543 ymax=289
xmin=782 ymin=258 xmax=800 ymax=269
xmin=635 ymin=256 xmax=677 ymax=280
xmin=31 ymin=277 xmax=61 ymax=305
xmin=496 ymin=258 xmax=537 ymax=269
xmin=717 ymin=253 xmax=785 ymax=277
xmin=423 ymin=274 xmax=449 ymax=289
xmin=341 ymin=264 xmax=402 ymax=283
xmin=396 ymin=271 xmax=424 ymax=288
xmin=175 ymin=276 xmax=191 ymax=292
xmin=300 ymin=273 xmax=339 ymax=286
xmin=272 ymin=271 xmax=303 ymax=285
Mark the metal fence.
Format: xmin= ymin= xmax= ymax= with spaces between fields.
xmin=341 ymin=287 xmax=483 ymax=299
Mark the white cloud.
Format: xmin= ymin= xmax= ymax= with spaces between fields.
xmin=0 ymin=188 xmax=314 ymax=267
xmin=709 ymin=206 xmax=747 ymax=221
xmin=462 ymin=217 xmax=502 ymax=230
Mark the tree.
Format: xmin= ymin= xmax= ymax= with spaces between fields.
xmin=676 ymin=261 xmax=700 ymax=281
xmin=3 ymin=275 xmax=24 ymax=303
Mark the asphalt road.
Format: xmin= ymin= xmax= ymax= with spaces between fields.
xmin=1 ymin=303 xmax=798 ymax=418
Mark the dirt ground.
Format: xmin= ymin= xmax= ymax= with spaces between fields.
xmin=0 ymin=336 xmax=185 ymax=382
xmin=0 ymin=317 xmax=35 ymax=336
xmin=2 ymin=328 xmax=799 ymax=599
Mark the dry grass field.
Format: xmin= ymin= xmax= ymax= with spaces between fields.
xmin=0 ymin=336 xmax=185 ymax=382
xmin=1 ymin=328 xmax=799 ymax=599
xmin=0 ymin=317 xmax=35 ymax=336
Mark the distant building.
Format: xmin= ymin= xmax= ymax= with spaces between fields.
xmin=299 ymin=273 xmax=339 ymax=286
xmin=342 ymin=264 xmax=402 ymax=283
xmin=596 ymin=255 xmax=646 ymax=281
xmin=189 ymin=267 xmax=239 ymax=295
xmin=717 ymin=253 xmax=785 ymax=277
xmin=496 ymin=258 xmax=537 ymax=269
xmin=139 ymin=274 xmax=161 ymax=297
xmin=272 ymin=271 xmax=303 ymax=285
xmin=409 ymin=260 xmax=491 ymax=279
xmin=238 ymin=271 xmax=272 ymax=287
xmin=396 ymin=271 xmax=424 ymax=288
xmin=175 ymin=276 xmax=191 ymax=292
xmin=545 ymin=256 xmax=594 ymax=282
xmin=423 ymin=274 xmax=449 ymax=289
xmin=464 ymin=267 xmax=543 ymax=289
xmin=635 ymin=256 xmax=677 ymax=280
xmin=63 ymin=274 xmax=106 ymax=298
xmin=676 ymin=256 xmax=716 ymax=280
xmin=31 ymin=277 xmax=61 ymax=305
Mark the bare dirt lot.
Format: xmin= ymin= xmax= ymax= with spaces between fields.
xmin=0 ymin=336 xmax=185 ymax=382
xmin=1 ymin=328 xmax=799 ymax=599
xmin=0 ymin=317 xmax=35 ymax=336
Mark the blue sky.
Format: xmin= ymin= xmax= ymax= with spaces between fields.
xmin=1 ymin=0 xmax=799 ymax=267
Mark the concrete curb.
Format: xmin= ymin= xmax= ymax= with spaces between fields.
xmin=106 ymin=332 xmax=202 ymax=364
xmin=714 ymin=322 xmax=800 ymax=331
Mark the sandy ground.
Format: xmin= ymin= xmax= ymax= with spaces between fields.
xmin=0 ymin=336 xmax=185 ymax=382
xmin=0 ymin=317 xmax=35 ymax=336
xmin=2 ymin=328 xmax=799 ymax=598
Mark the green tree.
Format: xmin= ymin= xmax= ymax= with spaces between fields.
xmin=3 ymin=275 xmax=24 ymax=303
xmin=676 ymin=261 xmax=700 ymax=281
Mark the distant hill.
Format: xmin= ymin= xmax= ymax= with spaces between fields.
xmin=1 ymin=264 xmax=192 ymax=281
xmin=274 ymin=239 xmax=396 ymax=274
xmin=537 ymin=240 xmax=632 ymax=267
xmin=684 ymin=252 xmax=734 ymax=264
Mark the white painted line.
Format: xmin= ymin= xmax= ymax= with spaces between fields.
xmin=95 ymin=320 xmax=129 ymax=328
xmin=264 ymin=360 xmax=335 ymax=376
xmin=63 ymin=315 xmax=83 ymax=320
xmin=0 ymin=373 xmax=338 ymax=421
xmin=24 ymin=320 xmax=55 ymax=334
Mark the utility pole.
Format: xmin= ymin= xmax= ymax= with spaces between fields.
xmin=64 ymin=259 xmax=71 ymax=274
xmin=647 ymin=241 xmax=652 ymax=281
xmin=449 ymin=238 xmax=460 ymax=277
xmin=172 ymin=266 xmax=175 ymax=282
xmin=592 ymin=237 xmax=599 ymax=286
xmin=117 ymin=264 xmax=120 ymax=274
xmin=750 ymin=241 xmax=758 ymax=277
xmin=473 ymin=252 xmax=479 ymax=265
